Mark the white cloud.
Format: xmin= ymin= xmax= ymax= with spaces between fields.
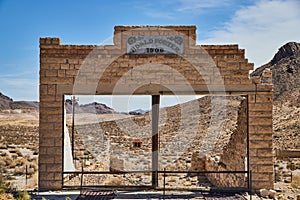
xmin=200 ymin=0 xmax=300 ymax=67
xmin=136 ymin=0 xmax=234 ymax=19
xmin=143 ymin=10 xmax=175 ymax=19
xmin=0 ymin=71 xmax=34 ymax=78
xmin=176 ymin=0 xmax=232 ymax=12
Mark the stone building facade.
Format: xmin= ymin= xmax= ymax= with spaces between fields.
xmin=39 ymin=26 xmax=273 ymax=190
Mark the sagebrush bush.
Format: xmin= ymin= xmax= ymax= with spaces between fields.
xmin=16 ymin=190 xmax=30 ymax=200
xmin=291 ymin=175 xmax=300 ymax=188
xmin=0 ymin=174 xmax=13 ymax=200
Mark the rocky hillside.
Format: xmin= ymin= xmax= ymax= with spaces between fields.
xmin=72 ymin=96 xmax=245 ymax=170
xmin=65 ymin=99 xmax=119 ymax=114
xmin=0 ymin=93 xmax=13 ymax=110
xmin=252 ymin=42 xmax=300 ymax=106
xmin=0 ymin=92 xmax=38 ymax=111
xmin=252 ymin=42 xmax=300 ymax=150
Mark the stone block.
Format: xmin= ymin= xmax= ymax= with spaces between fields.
xmin=39 ymin=155 xmax=55 ymax=164
xmin=60 ymin=63 xmax=70 ymax=69
xmin=257 ymin=164 xmax=274 ymax=173
xmin=39 ymin=137 xmax=55 ymax=147
xmin=268 ymin=189 xmax=276 ymax=199
xmin=110 ymin=156 xmax=125 ymax=172
xmin=250 ymin=140 xmax=272 ymax=148
xmin=39 ymin=172 xmax=54 ymax=181
xmin=47 ymin=164 xmax=62 ymax=172
xmin=248 ymin=103 xmax=272 ymax=111
xmin=65 ymin=69 xmax=78 ymax=77
xmin=256 ymin=149 xmax=273 ymax=157
xmin=39 ymin=180 xmax=62 ymax=190
xmin=190 ymin=152 xmax=206 ymax=172
xmin=40 ymin=85 xmax=48 ymax=95
xmin=249 ymin=117 xmax=272 ymax=126
xmin=259 ymin=188 xmax=269 ymax=198
xmin=47 ymin=84 xmax=56 ymax=95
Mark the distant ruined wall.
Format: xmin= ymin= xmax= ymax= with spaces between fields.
xmin=205 ymin=98 xmax=248 ymax=187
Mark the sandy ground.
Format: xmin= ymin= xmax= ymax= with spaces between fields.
xmin=66 ymin=113 xmax=134 ymax=125
xmin=0 ymin=111 xmax=38 ymax=126
xmin=1 ymin=110 xmax=299 ymax=199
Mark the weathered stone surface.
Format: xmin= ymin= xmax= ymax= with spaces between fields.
xmin=110 ymin=156 xmax=125 ymax=172
xmin=39 ymin=25 xmax=273 ymax=190
xmin=190 ymin=151 xmax=206 ymax=172
xmin=259 ymin=188 xmax=269 ymax=198
xmin=268 ymin=189 xmax=276 ymax=199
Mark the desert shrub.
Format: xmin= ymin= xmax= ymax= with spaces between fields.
xmin=0 ymin=193 xmax=14 ymax=200
xmin=29 ymin=163 xmax=38 ymax=173
xmin=11 ymin=154 xmax=18 ymax=160
xmin=296 ymin=161 xmax=300 ymax=169
xmin=5 ymin=158 xmax=16 ymax=168
xmin=13 ymin=166 xmax=25 ymax=176
xmin=15 ymin=190 xmax=30 ymax=200
xmin=0 ymin=152 xmax=7 ymax=157
xmin=291 ymin=175 xmax=300 ymax=188
xmin=0 ymin=160 xmax=5 ymax=167
xmin=0 ymin=175 xmax=13 ymax=200
xmin=0 ymin=144 xmax=7 ymax=149
xmin=106 ymin=177 xmax=125 ymax=186
xmin=15 ymin=158 xmax=26 ymax=167
xmin=8 ymin=149 xmax=16 ymax=154
xmin=287 ymin=162 xmax=297 ymax=170
xmin=15 ymin=150 xmax=22 ymax=157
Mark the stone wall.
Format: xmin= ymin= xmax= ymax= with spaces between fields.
xmin=205 ymin=97 xmax=248 ymax=188
xmin=39 ymin=26 xmax=273 ymax=190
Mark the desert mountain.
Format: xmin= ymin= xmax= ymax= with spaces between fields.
xmin=0 ymin=93 xmax=121 ymax=115
xmin=129 ymin=109 xmax=149 ymax=115
xmin=251 ymin=42 xmax=300 ymax=106
xmin=0 ymin=92 xmax=13 ymax=110
xmin=65 ymin=99 xmax=119 ymax=114
xmin=0 ymin=92 xmax=38 ymax=111
xmin=252 ymin=42 xmax=300 ymax=150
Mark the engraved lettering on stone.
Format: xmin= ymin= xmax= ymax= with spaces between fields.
xmin=126 ymin=36 xmax=184 ymax=54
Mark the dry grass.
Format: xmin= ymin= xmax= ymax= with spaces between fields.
xmin=291 ymin=174 xmax=300 ymax=188
xmin=0 ymin=193 xmax=14 ymax=200
xmin=0 ymin=173 xmax=14 ymax=200
xmin=106 ymin=177 xmax=125 ymax=186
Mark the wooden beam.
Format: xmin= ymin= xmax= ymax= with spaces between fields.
xmin=152 ymin=95 xmax=160 ymax=188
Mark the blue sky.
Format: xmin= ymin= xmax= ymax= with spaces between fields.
xmin=0 ymin=0 xmax=299 ymax=109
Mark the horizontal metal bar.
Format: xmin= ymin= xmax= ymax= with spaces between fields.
xmin=62 ymin=185 xmax=250 ymax=193
xmin=63 ymin=170 xmax=248 ymax=175
xmin=63 ymin=185 xmax=153 ymax=190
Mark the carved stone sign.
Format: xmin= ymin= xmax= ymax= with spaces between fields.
xmin=126 ymin=36 xmax=184 ymax=54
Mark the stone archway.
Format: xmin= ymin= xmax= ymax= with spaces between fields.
xmin=39 ymin=26 xmax=273 ymax=190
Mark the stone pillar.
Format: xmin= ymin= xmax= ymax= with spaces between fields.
xmin=39 ymin=38 xmax=65 ymax=190
xmin=248 ymin=90 xmax=274 ymax=190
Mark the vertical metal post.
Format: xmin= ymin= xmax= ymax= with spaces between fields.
xmin=25 ymin=165 xmax=28 ymax=186
xmin=163 ymin=168 xmax=166 ymax=198
xmin=152 ymin=95 xmax=160 ymax=188
xmin=246 ymin=95 xmax=250 ymax=190
xmin=250 ymin=170 xmax=252 ymax=200
xmin=80 ymin=164 xmax=84 ymax=195
xmin=72 ymin=96 xmax=75 ymax=161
